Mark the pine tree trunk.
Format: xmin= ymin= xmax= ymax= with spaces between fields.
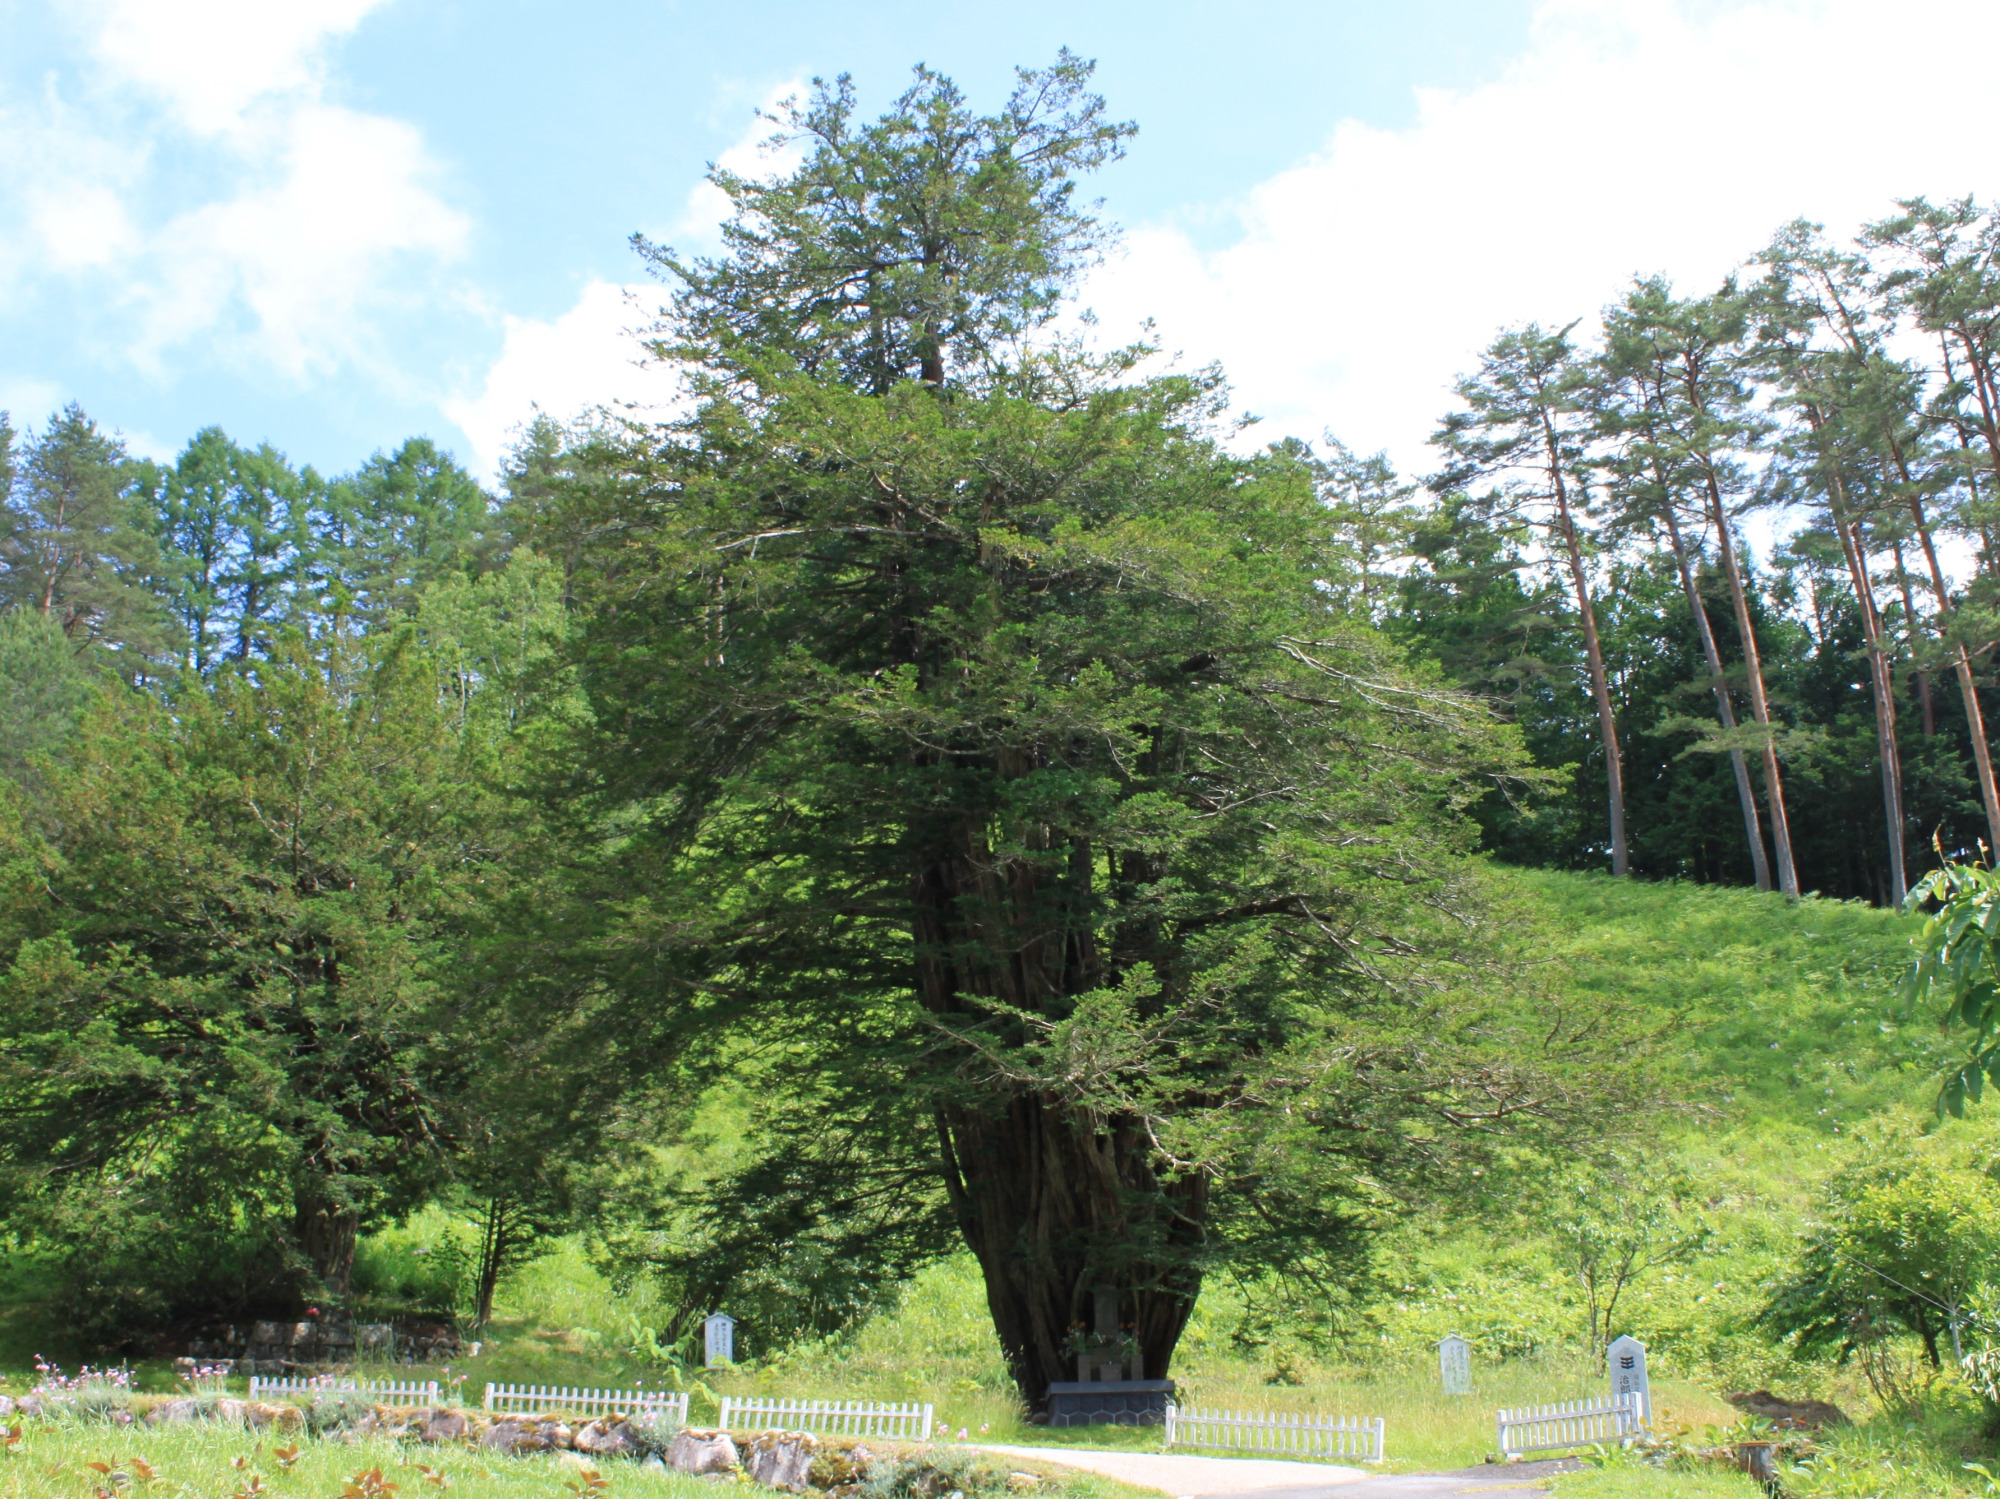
xmin=1894 ymin=544 xmax=1937 ymax=737
xmin=1822 ymin=468 xmax=1907 ymax=904
xmin=1907 ymin=499 xmax=2000 ymax=858
xmin=1882 ymin=345 xmax=2000 ymax=854
xmin=1660 ymin=507 xmax=1770 ymax=892
xmin=1541 ymin=420 xmax=1627 ymax=876
xmin=1702 ymin=475 xmax=1799 ymax=898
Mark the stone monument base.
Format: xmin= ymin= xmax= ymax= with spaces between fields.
xmin=1046 ymin=1379 xmax=1175 ymax=1427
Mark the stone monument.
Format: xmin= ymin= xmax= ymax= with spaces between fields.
xmin=1044 ymin=1285 xmax=1174 ymax=1427
xmin=704 ymin=1312 xmax=736 ymax=1368
xmin=1607 ymin=1334 xmax=1650 ymax=1424
xmin=1437 ymin=1334 xmax=1472 ymax=1395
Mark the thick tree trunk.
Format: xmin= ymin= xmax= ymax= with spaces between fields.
xmin=934 ymin=1099 xmax=1205 ymax=1408
xmin=296 ymin=1193 xmax=361 ymax=1297
xmin=1660 ymin=506 xmax=1770 ymax=892
xmin=910 ymin=799 xmax=1204 ymax=1410
xmin=1703 ymin=475 xmax=1799 ymax=898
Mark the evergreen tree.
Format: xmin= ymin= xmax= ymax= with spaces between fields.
xmin=0 ymin=405 xmax=164 ymax=663
xmin=1595 ymin=283 xmax=1801 ymax=898
xmin=548 ymin=59 xmax=1536 ymax=1407
xmin=1432 ymin=325 xmax=1632 ymax=876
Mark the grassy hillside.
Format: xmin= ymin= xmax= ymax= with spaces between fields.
xmin=1 ymin=867 xmax=1983 ymax=1494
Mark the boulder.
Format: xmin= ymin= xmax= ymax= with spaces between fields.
xmin=15 ymin=1396 xmax=42 ymax=1418
xmin=668 ymin=1429 xmax=740 ymax=1476
xmin=251 ymin=1322 xmax=287 ymax=1346
xmin=481 ymin=1419 xmax=574 ymax=1455
xmin=809 ymin=1443 xmax=876 ymax=1490
xmin=1733 ymin=1442 xmax=1781 ymax=1484
xmin=147 ymin=1399 xmax=201 ymax=1425
xmin=573 ymin=1419 xmax=638 ymax=1457
xmin=1726 ymin=1391 xmax=1850 ymax=1430
xmin=357 ymin=1325 xmax=397 ymax=1357
xmin=210 ymin=1399 xmax=247 ymax=1425
xmin=743 ymin=1432 xmax=816 ymax=1492
xmin=246 ymin=1403 xmax=304 ymax=1431
xmin=417 ymin=1408 xmax=470 ymax=1444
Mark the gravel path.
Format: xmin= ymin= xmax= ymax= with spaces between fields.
xmin=974 ymin=1446 xmax=1580 ymax=1499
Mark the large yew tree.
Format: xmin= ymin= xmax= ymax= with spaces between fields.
xmin=554 ymin=59 xmax=1539 ymax=1406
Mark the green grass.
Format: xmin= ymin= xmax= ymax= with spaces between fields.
xmin=10 ymin=866 xmax=1999 ymax=1494
xmin=0 ymin=1420 xmax=715 ymax=1499
xmin=1554 ymin=1463 xmax=1766 ymax=1499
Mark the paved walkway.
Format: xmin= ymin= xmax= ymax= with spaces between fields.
xmin=975 ymin=1447 xmax=1579 ymax=1499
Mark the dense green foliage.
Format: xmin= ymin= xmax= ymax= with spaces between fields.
xmin=12 ymin=58 xmax=2000 ymax=1479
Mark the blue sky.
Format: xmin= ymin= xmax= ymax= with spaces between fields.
xmin=5 ymin=1 xmax=1999 ymax=483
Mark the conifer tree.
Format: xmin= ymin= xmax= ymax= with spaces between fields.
xmin=1432 ymin=325 xmax=1631 ymax=876
xmin=547 ymin=58 xmax=1536 ymax=1405
xmin=1597 ymin=284 xmax=1801 ymax=898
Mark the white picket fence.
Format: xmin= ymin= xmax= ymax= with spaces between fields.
xmin=247 ymin=1376 xmax=440 ymax=1404
xmin=716 ymin=1396 xmax=934 ymax=1439
xmin=1496 ymin=1393 xmax=1644 ymax=1458
xmin=1164 ymin=1404 xmax=1385 ymax=1462
xmin=483 ymin=1383 xmax=688 ymax=1421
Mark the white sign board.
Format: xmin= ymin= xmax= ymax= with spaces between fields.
xmin=1606 ymin=1334 xmax=1650 ymax=1424
xmin=1437 ymin=1334 xmax=1472 ymax=1395
xmin=703 ymin=1312 xmax=735 ymax=1367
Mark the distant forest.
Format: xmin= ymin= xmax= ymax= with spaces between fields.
xmin=10 ymin=203 xmax=2000 ymax=906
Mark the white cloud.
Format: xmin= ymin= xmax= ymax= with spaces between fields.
xmin=0 ymin=0 xmax=461 ymax=382
xmin=1081 ymin=0 xmax=2000 ymax=477
xmin=444 ymin=280 xmax=681 ymax=479
xmin=89 ymin=0 xmax=387 ymax=135
xmin=140 ymin=103 xmax=467 ymax=376
xmin=0 ymin=378 xmax=63 ymax=430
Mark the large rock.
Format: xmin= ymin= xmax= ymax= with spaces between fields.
xmin=357 ymin=1325 xmax=397 ymax=1356
xmin=246 ymin=1403 xmax=305 ymax=1431
xmin=573 ymin=1419 xmax=638 ymax=1457
xmin=743 ymin=1432 xmax=816 ymax=1492
xmin=809 ymin=1442 xmax=876 ymax=1490
xmin=15 ymin=1397 xmax=42 ymax=1418
xmin=417 ymin=1408 xmax=470 ymax=1444
xmin=147 ymin=1399 xmax=202 ymax=1425
xmin=668 ymin=1430 xmax=740 ymax=1476
xmin=1726 ymin=1391 xmax=1850 ymax=1430
xmin=481 ymin=1419 xmax=574 ymax=1455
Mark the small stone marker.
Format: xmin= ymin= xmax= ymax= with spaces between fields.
xmin=1607 ymin=1334 xmax=1650 ymax=1423
xmin=1437 ymin=1334 xmax=1472 ymax=1395
xmin=703 ymin=1312 xmax=735 ymax=1368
